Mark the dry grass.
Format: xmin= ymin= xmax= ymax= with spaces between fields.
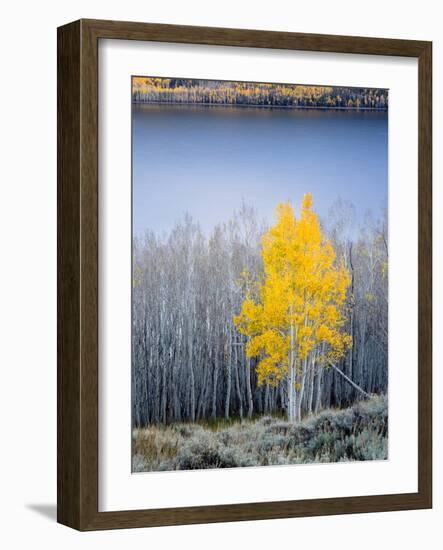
xmin=132 ymin=394 xmax=388 ymax=472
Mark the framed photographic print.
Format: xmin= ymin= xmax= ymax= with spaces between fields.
xmin=57 ymin=19 xmax=432 ymax=530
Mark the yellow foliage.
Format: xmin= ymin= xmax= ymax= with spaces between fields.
xmin=132 ymin=77 xmax=334 ymax=104
xmin=234 ymin=194 xmax=352 ymax=385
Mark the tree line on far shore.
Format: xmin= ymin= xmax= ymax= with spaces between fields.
xmin=132 ymin=77 xmax=388 ymax=109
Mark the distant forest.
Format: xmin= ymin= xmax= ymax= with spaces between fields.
xmin=132 ymin=77 xmax=388 ymax=109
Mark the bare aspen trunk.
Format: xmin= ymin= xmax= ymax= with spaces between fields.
xmin=173 ymin=338 xmax=181 ymax=421
xmin=188 ymin=328 xmax=195 ymax=422
xmin=308 ymin=353 xmax=316 ymax=415
xmin=161 ymin=364 xmax=167 ymax=424
xmin=197 ymin=354 xmax=209 ymax=419
xmin=131 ymin=351 xmax=140 ymax=427
xmin=297 ymin=356 xmax=308 ymax=421
xmin=279 ymin=381 xmax=285 ymax=410
xmin=287 ymin=364 xmax=297 ymax=422
xmin=245 ymin=340 xmax=253 ymax=418
xmin=288 ymin=363 xmax=297 ymax=422
xmin=315 ymin=367 xmax=323 ymax=414
xmin=348 ymin=242 xmax=355 ymax=402
xmin=212 ymin=347 xmax=219 ymax=420
xmin=264 ymin=383 xmax=270 ymax=414
xmin=189 ymin=362 xmax=196 ymax=422
xmin=287 ymin=305 xmax=297 ymax=422
xmin=329 ymin=362 xmax=371 ymax=398
xmin=202 ymin=346 xmax=213 ymax=418
xmin=287 ymin=334 xmax=293 ymax=422
xmin=287 ymin=372 xmax=292 ymax=421
xmin=154 ymin=335 xmax=160 ymax=423
xmin=225 ymin=338 xmax=231 ymax=419
xmin=233 ymin=344 xmax=243 ymax=419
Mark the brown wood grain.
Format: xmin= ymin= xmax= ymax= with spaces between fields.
xmin=57 ymin=19 xmax=432 ymax=531
xmin=417 ymin=40 xmax=432 ymax=506
xmin=57 ymin=20 xmax=81 ymax=528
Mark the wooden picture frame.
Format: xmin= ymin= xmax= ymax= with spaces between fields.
xmin=57 ymin=19 xmax=432 ymax=530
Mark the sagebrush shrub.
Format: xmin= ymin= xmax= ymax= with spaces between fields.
xmin=133 ymin=395 xmax=388 ymax=471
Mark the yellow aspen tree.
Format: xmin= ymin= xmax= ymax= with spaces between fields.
xmin=234 ymin=194 xmax=352 ymax=421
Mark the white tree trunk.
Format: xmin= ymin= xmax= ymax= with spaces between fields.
xmin=296 ymin=356 xmax=308 ymax=421
xmin=224 ymin=338 xmax=231 ymax=419
xmin=245 ymin=340 xmax=253 ymax=418
xmin=287 ymin=313 xmax=297 ymax=422
xmin=288 ymin=363 xmax=297 ymax=422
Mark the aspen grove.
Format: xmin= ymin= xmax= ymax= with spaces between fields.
xmin=132 ymin=196 xmax=388 ymax=427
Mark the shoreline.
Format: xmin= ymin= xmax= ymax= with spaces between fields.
xmin=132 ymin=100 xmax=387 ymax=111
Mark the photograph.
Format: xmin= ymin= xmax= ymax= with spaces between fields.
xmin=131 ymin=76 xmax=389 ymax=473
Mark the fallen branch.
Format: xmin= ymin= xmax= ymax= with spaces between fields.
xmin=328 ymin=363 xmax=371 ymax=399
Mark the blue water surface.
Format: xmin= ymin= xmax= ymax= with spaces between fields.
xmin=132 ymin=104 xmax=388 ymax=237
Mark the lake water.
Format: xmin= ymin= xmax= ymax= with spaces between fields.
xmin=132 ymin=103 xmax=388 ymax=237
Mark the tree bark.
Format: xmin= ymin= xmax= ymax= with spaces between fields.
xmin=329 ymin=362 xmax=371 ymax=398
xmin=212 ymin=346 xmax=219 ymax=420
xmin=233 ymin=343 xmax=243 ymax=419
xmin=287 ymin=307 xmax=297 ymax=422
xmin=245 ymin=341 xmax=253 ymax=418
xmin=296 ymin=357 xmax=308 ymax=421
xmin=315 ymin=367 xmax=323 ymax=414
xmin=224 ymin=338 xmax=231 ymax=419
